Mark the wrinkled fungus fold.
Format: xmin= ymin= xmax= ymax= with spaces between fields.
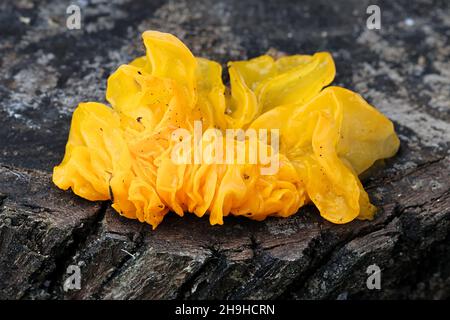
xmin=53 ymin=31 xmax=400 ymax=229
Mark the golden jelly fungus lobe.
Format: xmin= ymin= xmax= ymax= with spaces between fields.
xmin=53 ymin=30 xmax=400 ymax=229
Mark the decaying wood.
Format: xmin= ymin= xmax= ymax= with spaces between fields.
xmin=0 ymin=0 xmax=449 ymax=299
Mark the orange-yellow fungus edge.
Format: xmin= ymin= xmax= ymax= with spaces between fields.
xmin=52 ymin=30 xmax=400 ymax=229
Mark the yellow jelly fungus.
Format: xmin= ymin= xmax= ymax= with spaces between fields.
xmin=53 ymin=31 xmax=400 ymax=229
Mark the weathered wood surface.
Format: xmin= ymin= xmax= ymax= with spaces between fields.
xmin=0 ymin=0 xmax=449 ymax=299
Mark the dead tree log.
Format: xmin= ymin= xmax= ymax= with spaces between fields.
xmin=0 ymin=0 xmax=449 ymax=299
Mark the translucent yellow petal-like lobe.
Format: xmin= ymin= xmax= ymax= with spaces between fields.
xmin=309 ymin=111 xmax=361 ymax=224
xmin=142 ymin=31 xmax=197 ymax=106
xmin=274 ymin=55 xmax=313 ymax=73
xmin=106 ymin=65 xmax=143 ymax=114
xmin=289 ymin=90 xmax=361 ymax=223
xmin=195 ymin=58 xmax=227 ymax=129
xmin=128 ymin=178 xmax=168 ymax=228
xmin=255 ymin=52 xmax=336 ymax=112
xmin=229 ymin=55 xmax=276 ymax=91
xmin=225 ymin=63 xmax=260 ymax=128
xmin=330 ymin=86 xmax=400 ymax=174
xmin=129 ymin=55 xmax=152 ymax=73
xmin=53 ymin=102 xmax=125 ymax=201
xmin=250 ymin=85 xmax=399 ymax=222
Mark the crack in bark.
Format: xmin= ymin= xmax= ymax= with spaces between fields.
xmin=276 ymin=201 xmax=409 ymax=299
xmin=22 ymin=201 xmax=109 ymax=299
xmin=175 ymin=254 xmax=218 ymax=299
xmin=93 ymin=226 xmax=148 ymax=299
xmin=366 ymin=155 xmax=448 ymax=190
xmin=0 ymin=165 xmax=32 ymax=182
xmin=249 ymin=234 xmax=262 ymax=258
xmin=279 ymin=184 xmax=450 ymax=299
xmin=399 ymin=189 xmax=450 ymax=212
xmin=0 ymin=194 xmax=6 ymax=207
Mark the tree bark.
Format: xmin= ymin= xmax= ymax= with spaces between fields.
xmin=0 ymin=0 xmax=449 ymax=299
